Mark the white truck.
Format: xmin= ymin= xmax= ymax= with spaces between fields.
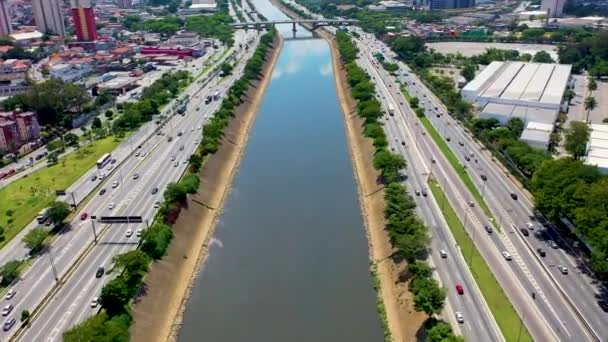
xmin=213 ymin=90 xmax=220 ymax=100
xmin=388 ymin=104 xmax=395 ymax=116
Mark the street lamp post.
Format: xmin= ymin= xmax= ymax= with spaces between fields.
xmin=91 ymin=219 xmax=98 ymax=243
xmin=47 ymin=246 xmax=59 ymax=281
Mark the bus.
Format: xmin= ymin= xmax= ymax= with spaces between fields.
xmin=97 ymin=153 xmax=112 ymax=169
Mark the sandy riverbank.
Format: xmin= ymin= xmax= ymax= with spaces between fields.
xmin=130 ymin=34 xmax=284 ymax=342
xmin=269 ymin=0 xmax=427 ymax=340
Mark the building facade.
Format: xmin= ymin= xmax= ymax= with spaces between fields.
xmin=71 ymin=0 xmax=97 ymax=41
xmin=0 ymin=59 xmax=30 ymax=97
xmin=0 ymin=111 xmax=40 ymax=152
xmin=32 ymin=0 xmax=65 ymax=36
xmin=118 ymin=0 xmax=132 ymax=9
xmin=430 ymin=0 xmax=474 ymax=10
xmin=0 ymin=0 xmax=12 ymax=37
xmin=541 ymin=0 xmax=565 ymax=17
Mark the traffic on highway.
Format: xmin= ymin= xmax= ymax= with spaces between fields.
xmin=1 ymin=27 xmax=261 ymax=341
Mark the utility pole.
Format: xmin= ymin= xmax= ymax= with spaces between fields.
xmin=91 ymin=219 xmax=98 ymax=243
xmin=48 ymin=246 xmax=59 ymax=281
xmin=70 ymin=192 xmax=77 ymax=208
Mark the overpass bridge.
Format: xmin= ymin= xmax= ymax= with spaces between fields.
xmin=230 ymin=19 xmax=358 ymax=31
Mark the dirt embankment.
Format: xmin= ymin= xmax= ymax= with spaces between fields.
xmin=269 ymin=1 xmax=427 ymax=340
xmin=325 ymin=34 xmax=427 ymax=342
xmin=130 ymin=34 xmax=284 ymax=342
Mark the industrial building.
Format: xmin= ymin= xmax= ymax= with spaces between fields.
xmin=462 ymin=61 xmax=572 ymax=149
xmin=585 ymin=123 xmax=608 ymax=174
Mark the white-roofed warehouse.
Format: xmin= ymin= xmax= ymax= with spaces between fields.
xmin=462 ymin=61 xmax=573 ymax=150
xmin=586 ymin=123 xmax=608 ymax=173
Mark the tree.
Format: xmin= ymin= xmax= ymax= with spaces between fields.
xmin=0 ymin=260 xmax=21 ymax=286
xmin=92 ymin=117 xmax=102 ymax=129
xmin=426 ymin=320 xmax=463 ymax=342
xmin=461 ymin=63 xmax=476 ymax=82
xmin=411 ymin=277 xmax=446 ymax=317
xmin=99 ymin=277 xmax=131 ymax=316
xmin=220 ymin=62 xmax=233 ymax=76
xmin=63 ymin=133 xmax=79 ymax=147
xmin=564 ymin=121 xmax=590 ymax=159
xmin=47 ymin=151 xmax=58 ymax=164
xmin=22 ymin=228 xmax=49 ymax=254
xmin=47 ymin=201 xmax=71 ymax=224
xmin=105 ymin=110 xmax=114 ymax=120
xmin=584 ymin=96 xmax=597 ymax=113
xmin=113 ymin=250 xmax=150 ymax=277
xmin=408 ymin=260 xmax=432 ymax=278
xmin=20 ymin=310 xmax=30 ymax=323
xmin=532 ymin=50 xmax=554 ymax=63
xmin=373 ymin=150 xmax=406 ymax=183
xmin=588 ymin=78 xmax=597 ymax=91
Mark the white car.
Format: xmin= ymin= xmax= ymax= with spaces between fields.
xmin=109 ymin=202 xmax=114 ymax=210
xmin=558 ymin=265 xmax=568 ymax=274
xmin=1 ymin=304 xmax=13 ymax=316
xmin=502 ymin=251 xmax=512 ymax=261
xmin=154 ymin=201 xmax=160 ymax=208
xmin=112 ymin=181 xmax=119 ymax=188
xmin=126 ymin=229 xmax=133 ymax=237
xmin=4 ymin=289 xmax=15 ymax=300
xmin=440 ymin=250 xmax=447 ymax=258
xmin=455 ymin=311 xmax=464 ymax=323
xmin=174 ymin=162 xmax=179 ymax=167
xmin=90 ymin=297 xmax=99 ymax=308
xmin=106 ymin=165 xmax=113 ymax=171
xmin=525 ymin=222 xmax=534 ymax=230
xmin=137 ymin=228 xmax=144 ymax=237
xmin=171 ymin=155 xmax=176 ymax=161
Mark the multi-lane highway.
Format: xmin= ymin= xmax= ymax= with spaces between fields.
xmin=0 ymin=47 xmax=228 ymax=266
xmin=354 ymin=45 xmax=502 ymax=342
xmin=1 ymin=27 xmax=261 ymax=341
xmin=352 ymin=30 xmax=603 ymax=341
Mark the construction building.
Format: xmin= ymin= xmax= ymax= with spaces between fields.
xmin=541 ymin=0 xmax=565 ymax=18
xmin=0 ymin=0 xmax=11 ymax=37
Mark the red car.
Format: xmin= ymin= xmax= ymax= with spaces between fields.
xmin=0 ymin=173 xmax=6 ymax=179
xmin=7 ymin=169 xmax=15 ymax=175
xmin=80 ymin=212 xmax=88 ymax=220
xmin=456 ymin=284 xmax=464 ymax=295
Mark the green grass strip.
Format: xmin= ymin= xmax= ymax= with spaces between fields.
xmin=401 ymin=86 xmax=497 ymax=228
xmin=429 ymin=180 xmax=532 ymax=342
xmin=0 ymin=136 xmax=124 ymax=249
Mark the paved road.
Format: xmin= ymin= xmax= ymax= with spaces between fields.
xmin=0 ymin=48 xmax=221 ymax=189
xmin=354 ymin=30 xmax=606 ymax=341
xmin=0 ymin=46 xmax=233 ymax=269
xmin=357 ymin=49 xmax=502 ymax=342
xmin=2 ymin=28 xmax=260 ymax=341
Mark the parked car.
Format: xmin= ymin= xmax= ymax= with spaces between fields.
xmin=548 ymin=240 xmax=558 ymax=249
xmin=520 ymin=228 xmax=529 ymax=236
xmin=537 ymin=248 xmax=546 ymax=257
xmin=90 ymin=297 xmax=99 ymax=308
xmin=1 ymin=304 xmax=13 ymax=316
xmin=558 ymin=265 xmax=568 ymax=274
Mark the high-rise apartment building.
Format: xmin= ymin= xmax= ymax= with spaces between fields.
xmin=32 ymin=0 xmax=65 ymax=36
xmin=0 ymin=0 xmax=11 ymax=37
xmin=541 ymin=0 xmax=565 ymax=17
xmin=71 ymin=0 xmax=97 ymax=41
xmin=118 ymin=0 xmax=132 ymax=9
xmin=430 ymin=0 xmax=475 ymax=10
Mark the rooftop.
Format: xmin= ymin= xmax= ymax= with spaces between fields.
xmin=586 ymin=123 xmax=608 ymax=171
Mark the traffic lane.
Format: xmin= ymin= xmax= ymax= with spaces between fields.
xmin=22 ymin=120 xmax=203 ymax=340
xmin=381 ymin=64 xmax=564 ymax=340
xmin=388 ymin=123 xmax=497 ymax=342
xmin=402 ymin=98 xmax=581 ymax=340
xmin=0 ymin=73 xmax=230 ymax=340
xmin=380 ymin=73 xmax=499 ymax=340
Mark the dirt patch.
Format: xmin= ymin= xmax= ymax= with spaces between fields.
xmin=130 ymin=35 xmax=284 ymax=342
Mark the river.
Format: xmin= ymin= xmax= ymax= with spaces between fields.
xmin=177 ymin=1 xmax=384 ymax=341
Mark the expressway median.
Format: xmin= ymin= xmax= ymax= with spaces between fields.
xmin=428 ymin=179 xmax=532 ymax=342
